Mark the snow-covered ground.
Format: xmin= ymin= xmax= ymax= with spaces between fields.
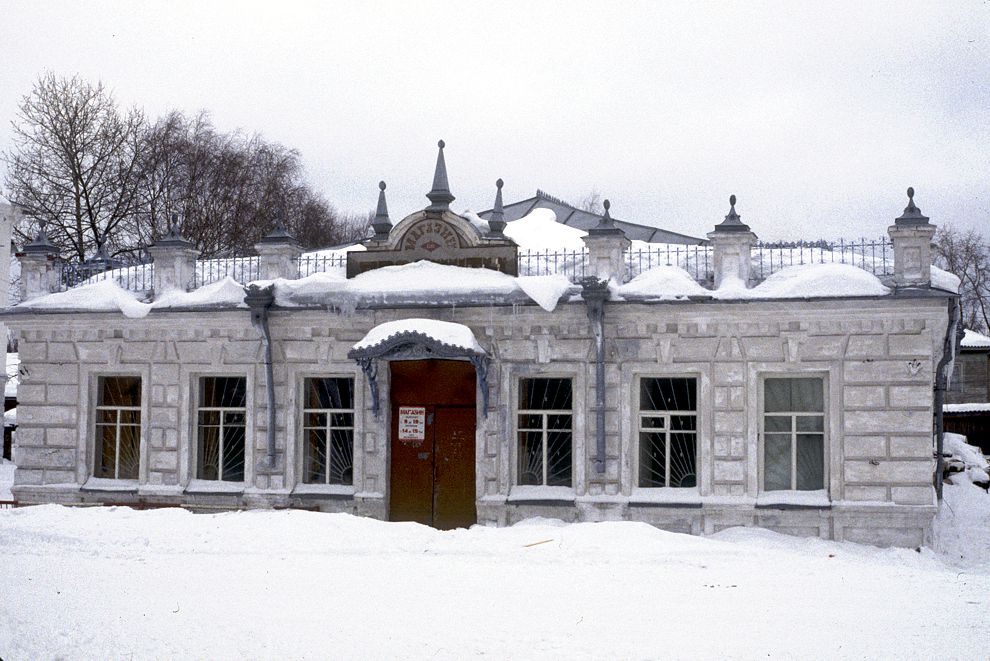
xmin=2 ymin=437 xmax=988 ymax=659
xmin=0 ymin=504 xmax=988 ymax=660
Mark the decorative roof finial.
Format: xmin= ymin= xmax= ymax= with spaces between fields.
xmin=588 ymin=197 xmax=624 ymax=235
xmin=258 ymin=208 xmax=298 ymax=245
xmin=487 ymin=178 xmax=506 ymax=235
xmin=713 ymin=193 xmax=750 ymax=232
xmin=372 ymin=180 xmax=393 ymax=240
xmin=164 ymin=212 xmax=190 ymax=243
xmin=426 ymin=139 xmax=455 ymax=212
xmin=895 ymin=186 xmax=930 ymax=225
xmin=22 ymin=222 xmax=60 ymax=255
xmin=156 ymin=212 xmax=195 ymax=247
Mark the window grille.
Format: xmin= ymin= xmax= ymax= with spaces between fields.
xmin=197 ymin=376 xmax=247 ymax=482
xmin=94 ymin=376 xmax=142 ymax=479
xmin=517 ymin=378 xmax=573 ymax=487
xmin=762 ymin=377 xmax=825 ymax=491
xmin=638 ymin=377 xmax=697 ymax=488
xmin=302 ymin=377 xmax=355 ymax=485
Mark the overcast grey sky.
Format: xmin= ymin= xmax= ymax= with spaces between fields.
xmin=1 ymin=0 xmax=988 ymax=239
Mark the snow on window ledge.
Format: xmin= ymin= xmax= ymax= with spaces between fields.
xmin=291 ymin=484 xmax=355 ymax=497
xmin=756 ymin=490 xmax=830 ymax=508
xmin=81 ymin=477 xmax=138 ymax=492
xmin=184 ymin=479 xmax=245 ymax=494
xmin=507 ymin=485 xmax=576 ymax=503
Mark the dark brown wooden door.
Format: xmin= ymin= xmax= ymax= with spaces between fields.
xmin=389 ymin=360 xmax=477 ymax=529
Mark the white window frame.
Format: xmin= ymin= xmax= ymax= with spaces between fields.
xmin=636 ymin=376 xmax=698 ymax=489
xmin=301 ymin=376 xmax=356 ymax=486
xmin=195 ymin=375 xmax=248 ymax=482
xmin=759 ymin=375 xmax=828 ymax=492
xmin=515 ymin=376 xmax=574 ymax=487
xmin=93 ymin=375 xmax=143 ymax=480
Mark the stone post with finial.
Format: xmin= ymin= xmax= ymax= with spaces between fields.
xmin=487 ymin=178 xmax=507 ymax=238
xmin=147 ymin=214 xmax=200 ymax=296
xmin=255 ymin=213 xmax=303 ymax=280
xmin=371 ymin=181 xmax=392 ymax=241
xmin=581 ymin=199 xmax=630 ymax=282
xmin=18 ymin=226 xmax=61 ymax=301
xmin=887 ymin=187 xmax=936 ymax=288
xmin=707 ymin=195 xmax=758 ymax=288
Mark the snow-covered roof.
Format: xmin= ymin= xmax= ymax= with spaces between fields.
xmin=353 ymin=319 xmax=485 ymax=354
xmin=618 ymin=263 xmax=891 ymax=302
xmin=943 ymin=402 xmax=990 ymax=414
xmin=479 ymin=190 xmax=708 ymax=245
xmin=7 ymin=207 xmax=951 ymax=315
xmin=961 ymin=329 xmax=990 ymax=349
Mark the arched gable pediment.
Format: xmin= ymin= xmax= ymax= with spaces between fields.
xmin=384 ymin=210 xmax=484 ymax=254
xmin=347 ymin=208 xmax=517 ymax=278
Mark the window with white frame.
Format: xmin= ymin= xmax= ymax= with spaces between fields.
xmin=517 ymin=377 xmax=572 ymax=487
xmin=762 ymin=377 xmax=825 ymax=491
xmin=639 ymin=377 xmax=697 ymax=488
xmin=197 ymin=376 xmax=247 ymax=482
xmin=94 ymin=376 xmax=141 ymax=479
xmin=302 ymin=377 xmax=355 ymax=485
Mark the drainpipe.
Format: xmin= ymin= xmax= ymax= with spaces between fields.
xmin=933 ymin=297 xmax=961 ymax=500
xmin=245 ymin=284 xmax=278 ymax=469
xmin=581 ymin=277 xmax=610 ymax=474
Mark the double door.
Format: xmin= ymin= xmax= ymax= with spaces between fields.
xmin=389 ymin=360 xmax=477 ymax=530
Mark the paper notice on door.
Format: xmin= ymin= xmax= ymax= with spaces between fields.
xmin=398 ymin=406 xmax=426 ymax=442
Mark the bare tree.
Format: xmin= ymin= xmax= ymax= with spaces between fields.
xmin=133 ymin=110 xmax=363 ymax=256
xmin=2 ymin=73 xmax=145 ymax=261
xmin=933 ymin=225 xmax=990 ymax=333
xmin=579 ymin=189 xmax=603 ymax=214
xmin=3 ymin=75 xmax=367 ymax=263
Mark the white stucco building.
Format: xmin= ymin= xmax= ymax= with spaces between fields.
xmin=2 ymin=144 xmax=960 ymax=547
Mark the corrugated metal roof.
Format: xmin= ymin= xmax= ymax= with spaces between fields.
xmin=479 ymin=191 xmax=707 ymax=245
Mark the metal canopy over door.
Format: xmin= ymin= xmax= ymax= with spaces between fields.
xmin=389 ymin=359 xmax=477 ymax=529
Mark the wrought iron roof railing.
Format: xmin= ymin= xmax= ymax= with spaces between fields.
xmin=43 ymin=237 xmax=896 ymax=295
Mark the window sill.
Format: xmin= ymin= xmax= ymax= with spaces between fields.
xmin=184 ymin=479 xmax=245 ymax=495
xmin=81 ymin=478 xmax=138 ymax=493
xmin=291 ymin=484 xmax=355 ymax=499
xmin=629 ymin=487 xmax=702 ymax=508
xmin=756 ymin=490 xmax=831 ymax=510
xmin=507 ymin=485 xmax=575 ymax=505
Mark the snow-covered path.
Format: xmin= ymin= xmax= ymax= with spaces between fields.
xmin=1 ymin=506 xmax=987 ymax=660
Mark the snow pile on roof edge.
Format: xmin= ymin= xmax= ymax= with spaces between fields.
xmin=931 ymin=266 xmax=961 ymax=293
xmin=352 ymin=318 xmax=485 ymax=353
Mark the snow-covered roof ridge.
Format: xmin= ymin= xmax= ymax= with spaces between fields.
xmin=351 ymin=318 xmax=485 ymax=354
xmin=961 ymin=329 xmax=990 ymax=349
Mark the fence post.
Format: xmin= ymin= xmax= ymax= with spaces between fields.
xmin=148 ymin=227 xmax=199 ymax=296
xmin=707 ymin=195 xmax=758 ymax=288
xmin=255 ymin=222 xmax=303 ymax=280
xmin=18 ymin=228 xmax=62 ymax=301
xmin=581 ymin=200 xmax=630 ymax=282
xmin=887 ymin=187 xmax=936 ymax=288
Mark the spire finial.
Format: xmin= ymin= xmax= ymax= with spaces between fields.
xmin=372 ymin=179 xmax=392 ymax=240
xmin=713 ymin=193 xmax=750 ymax=232
xmin=589 ymin=197 xmax=623 ymax=235
xmin=488 ymin=178 xmax=506 ymax=235
xmin=896 ymin=185 xmax=930 ymax=225
xmin=426 ymin=139 xmax=455 ymax=211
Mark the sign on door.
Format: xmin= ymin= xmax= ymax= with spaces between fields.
xmin=398 ymin=406 xmax=426 ymax=442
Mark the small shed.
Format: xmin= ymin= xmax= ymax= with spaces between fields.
xmin=945 ymin=329 xmax=990 ymax=453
